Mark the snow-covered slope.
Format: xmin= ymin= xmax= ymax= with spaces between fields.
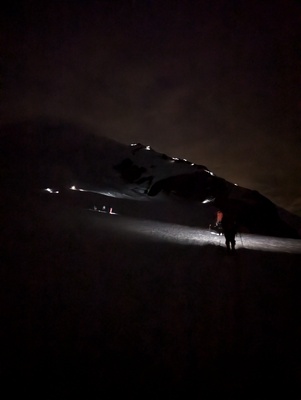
xmin=1 ymin=120 xmax=300 ymax=238
xmin=111 ymin=142 xmax=301 ymax=238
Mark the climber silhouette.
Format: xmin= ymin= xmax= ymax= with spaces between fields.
xmin=221 ymin=213 xmax=237 ymax=252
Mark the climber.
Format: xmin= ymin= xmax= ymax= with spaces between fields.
xmin=221 ymin=213 xmax=237 ymax=252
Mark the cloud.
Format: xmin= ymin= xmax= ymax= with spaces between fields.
xmin=1 ymin=0 xmax=300 ymax=214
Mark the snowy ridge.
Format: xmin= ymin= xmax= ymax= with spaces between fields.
xmin=113 ymin=142 xmax=217 ymax=201
xmin=1 ymin=120 xmax=301 ymax=238
xmin=105 ymin=141 xmax=300 ymax=238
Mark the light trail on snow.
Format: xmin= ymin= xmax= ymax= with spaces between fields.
xmin=90 ymin=213 xmax=301 ymax=254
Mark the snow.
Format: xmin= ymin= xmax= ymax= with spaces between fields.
xmin=1 ymin=191 xmax=301 ymax=397
xmin=98 ymin=213 xmax=301 ymax=254
xmin=126 ymin=142 xmax=214 ymax=186
xmin=1 ymin=121 xmax=301 ymax=396
xmin=1 ymin=121 xmax=300 ymax=238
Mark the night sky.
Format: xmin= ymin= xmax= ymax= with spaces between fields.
xmin=1 ymin=0 xmax=300 ymax=214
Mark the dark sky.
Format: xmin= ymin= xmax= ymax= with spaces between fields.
xmin=1 ymin=0 xmax=300 ymax=214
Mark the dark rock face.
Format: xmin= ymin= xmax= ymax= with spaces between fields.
xmin=114 ymin=159 xmax=150 ymax=186
xmin=147 ymin=171 xmax=215 ymax=200
xmin=146 ymin=172 xmax=299 ymax=238
xmin=218 ymin=192 xmax=298 ymax=238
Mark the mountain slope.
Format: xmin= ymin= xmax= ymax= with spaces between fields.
xmin=1 ymin=120 xmax=300 ymax=238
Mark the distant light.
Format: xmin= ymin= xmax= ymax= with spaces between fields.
xmin=44 ymin=188 xmax=59 ymax=194
xmin=205 ymin=170 xmax=214 ymax=176
xmin=234 ymin=183 xmax=238 ymax=186
xmin=183 ymin=158 xmax=187 ymax=161
xmin=146 ymin=145 xmax=151 ymax=150
xmin=191 ymin=163 xmax=195 ymax=166
xmin=70 ymin=185 xmax=86 ymax=192
xmin=202 ymin=199 xmax=212 ymax=204
xmin=130 ymin=143 xmax=137 ymax=146
xmin=172 ymin=157 xmax=179 ymax=160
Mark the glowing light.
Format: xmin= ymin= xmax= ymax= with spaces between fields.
xmin=172 ymin=157 xmax=179 ymax=160
xmin=205 ymin=170 xmax=214 ymax=176
xmin=130 ymin=143 xmax=137 ymax=146
xmin=146 ymin=145 xmax=151 ymax=150
xmin=202 ymin=199 xmax=212 ymax=204
xmin=44 ymin=188 xmax=59 ymax=194
xmin=234 ymin=183 xmax=238 ymax=186
xmin=69 ymin=185 xmax=86 ymax=192
xmin=191 ymin=163 xmax=195 ymax=166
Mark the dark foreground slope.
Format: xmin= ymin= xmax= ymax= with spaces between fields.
xmin=1 ymin=192 xmax=301 ymax=398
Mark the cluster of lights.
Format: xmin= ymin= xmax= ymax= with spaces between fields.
xmin=70 ymin=185 xmax=85 ymax=192
xmin=92 ymin=205 xmax=117 ymax=215
xmin=44 ymin=188 xmax=59 ymax=194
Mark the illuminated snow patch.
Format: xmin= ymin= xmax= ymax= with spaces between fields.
xmin=236 ymin=234 xmax=301 ymax=254
xmin=121 ymin=220 xmax=211 ymax=246
xmin=101 ymin=191 xmax=118 ymax=197
xmin=95 ymin=218 xmax=301 ymax=254
xmin=78 ymin=187 xmax=133 ymax=198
